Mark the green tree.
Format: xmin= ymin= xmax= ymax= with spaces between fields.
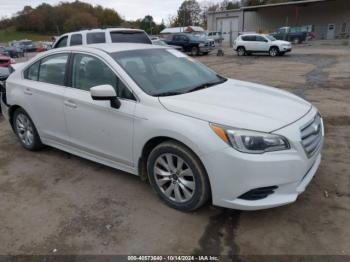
xmin=174 ymin=0 xmax=202 ymax=27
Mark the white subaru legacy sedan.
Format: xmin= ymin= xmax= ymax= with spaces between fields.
xmin=1 ymin=44 xmax=324 ymax=211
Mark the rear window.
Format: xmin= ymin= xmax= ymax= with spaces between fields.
xmin=110 ymin=31 xmax=151 ymax=44
xmin=87 ymin=32 xmax=106 ymax=44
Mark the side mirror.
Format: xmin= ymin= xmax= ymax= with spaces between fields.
xmin=90 ymin=84 xmax=121 ymax=109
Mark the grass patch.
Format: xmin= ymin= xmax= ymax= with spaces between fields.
xmin=0 ymin=27 xmax=52 ymax=44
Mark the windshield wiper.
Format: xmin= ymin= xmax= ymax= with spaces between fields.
xmin=154 ymin=91 xmax=185 ymax=97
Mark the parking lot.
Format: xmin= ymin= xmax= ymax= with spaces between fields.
xmin=0 ymin=43 xmax=349 ymax=255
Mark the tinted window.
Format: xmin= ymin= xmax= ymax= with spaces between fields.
xmin=87 ymin=32 xmax=106 ymax=44
xmin=55 ymin=36 xmax=68 ymax=48
xmin=72 ymin=54 xmax=134 ymax=100
xmin=256 ymin=36 xmax=267 ymax=42
xmin=242 ymin=35 xmax=256 ymax=41
xmin=70 ymin=34 xmax=82 ymax=46
xmin=110 ymin=31 xmax=151 ymax=44
xmin=38 ymin=54 xmax=69 ymax=86
xmin=25 ymin=61 xmax=40 ymax=81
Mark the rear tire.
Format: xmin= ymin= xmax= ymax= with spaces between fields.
xmin=237 ymin=47 xmax=246 ymax=56
xmin=13 ymin=108 xmax=43 ymax=151
xmin=147 ymin=141 xmax=210 ymax=212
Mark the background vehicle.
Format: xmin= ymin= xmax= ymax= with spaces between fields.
xmin=0 ymin=67 xmax=10 ymax=113
xmin=0 ymin=46 xmax=10 ymax=57
xmin=1 ymin=44 xmax=323 ymax=212
xmin=207 ymin=32 xmax=223 ymax=43
xmin=52 ymin=28 xmax=152 ymax=48
xmin=13 ymin=40 xmax=37 ymax=52
xmin=271 ymin=27 xmax=307 ymax=44
xmin=0 ymin=55 xmax=13 ymax=68
xmin=4 ymin=46 xmax=24 ymax=58
xmin=233 ymin=34 xmax=292 ymax=57
xmin=152 ymin=39 xmax=182 ymax=51
xmin=164 ymin=33 xmax=215 ymax=56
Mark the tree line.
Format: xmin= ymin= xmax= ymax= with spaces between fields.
xmin=0 ymin=0 xmax=305 ymax=35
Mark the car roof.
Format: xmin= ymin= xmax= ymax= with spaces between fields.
xmin=64 ymin=28 xmax=145 ymax=35
xmin=48 ymin=43 xmax=166 ymax=54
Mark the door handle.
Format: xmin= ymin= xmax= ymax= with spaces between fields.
xmin=24 ymin=88 xmax=32 ymax=95
xmin=64 ymin=100 xmax=77 ymax=109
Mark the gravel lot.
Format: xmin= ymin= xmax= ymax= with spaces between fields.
xmin=0 ymin=43 xmax=349 ymax=256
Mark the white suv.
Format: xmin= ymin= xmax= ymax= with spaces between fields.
xmin=233 ymin=34 xmax=292 ymax=57
xmin=1 ymin=44 xmax=323 ymax=212
xmin=52 ymin=28 xmax=152 ymax=48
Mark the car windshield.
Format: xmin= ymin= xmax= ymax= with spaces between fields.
xmin=112 ymin=48 xmax=226 ymax=96
xmin=266 ymin=35 xmax=276 ymax=41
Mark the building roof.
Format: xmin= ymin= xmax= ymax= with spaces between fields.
xmin=160 ymin=26 xmax=204 ymax=34
xmin=208 ymin=0 xmax=331 ymax=14
xmin=242 ymin=0 xmax=331 ymax=11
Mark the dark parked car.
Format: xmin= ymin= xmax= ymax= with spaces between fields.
xmin=5 ymin=46 xmax=24 ymax=58
xmin=0 ymin=46 xmax=10 ymax=57
xmin=164 ymin=33 xmax=215 ymax=56
xmin=15 ymin=40 xmax=37 ymax=52
xmin=271 ymin=27 xmax=307 ymax=44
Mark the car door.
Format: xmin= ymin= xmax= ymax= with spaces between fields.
xmin=243 ymin=35 xmax=256 ymax=51
xmin=22 ymin=53 xmax=69 ymax=143
xmin=63 ymin=52 xmax=136 ymax=167
xmin=255 ymin=35 xmax=269 ymax=51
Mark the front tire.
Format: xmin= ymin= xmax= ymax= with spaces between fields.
xmin=190 ymin=46 xmax=199 ymax=56
xmin=13 ymin=108 xmax=43 ymax=150
xmin=147 ymin=141 xmax=210 ymax=212
xmin=269 ymin=47 xmax=279 ymax=57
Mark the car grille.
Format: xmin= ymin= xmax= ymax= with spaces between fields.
xmin=300 ymin=114 xmax=323 ymax=158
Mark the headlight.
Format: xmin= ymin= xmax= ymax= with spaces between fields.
xmin=210 ymin=124 xmax=290 ymax=154
xmin=199 ymin=43 xmax=205 ymax=47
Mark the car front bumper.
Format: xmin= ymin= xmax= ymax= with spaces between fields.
xmin=201 ymin=107 xmax=324 ymax=210
xmin=281 ymin=47 xmax=292 ymax=52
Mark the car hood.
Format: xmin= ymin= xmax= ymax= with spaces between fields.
xmin=159 ymin=79 xmax=311 ymax=132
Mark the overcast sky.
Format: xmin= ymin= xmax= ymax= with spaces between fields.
xmin=0 ymin=0 xmax=191 ymax=23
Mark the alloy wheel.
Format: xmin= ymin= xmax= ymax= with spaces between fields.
xmin=153 ymin=153 xmax=195 ymax=203
xmin=16 ymin=113 xmax=34 ymax=147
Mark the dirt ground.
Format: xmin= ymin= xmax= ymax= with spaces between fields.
xmin=0 ymin=43 xmax=349 ymax=256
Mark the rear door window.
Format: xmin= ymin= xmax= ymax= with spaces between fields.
xmin=87 ymin=32 xmax=106 ymax=44
xmin=70 ymin=34 xmax=82 ymax=46
xmin=24 ymin=61 xmax=40 ymax=81
xmin=38 ymin=54 xmax=69 ymax=86
xmin=110 ymin=31 xmax=152 ymax=44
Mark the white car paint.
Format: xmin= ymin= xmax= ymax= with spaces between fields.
xmin=233 ymin=34 xmax=292 ymax=55
xmin=1 ymin=44 xmax=324 ymax=210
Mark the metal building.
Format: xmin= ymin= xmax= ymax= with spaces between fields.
xmin=207 ymin=0 xmax=350 ymax=43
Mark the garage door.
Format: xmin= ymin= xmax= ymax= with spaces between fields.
xmin=216 ymin=17 xmax=239 ymax=41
